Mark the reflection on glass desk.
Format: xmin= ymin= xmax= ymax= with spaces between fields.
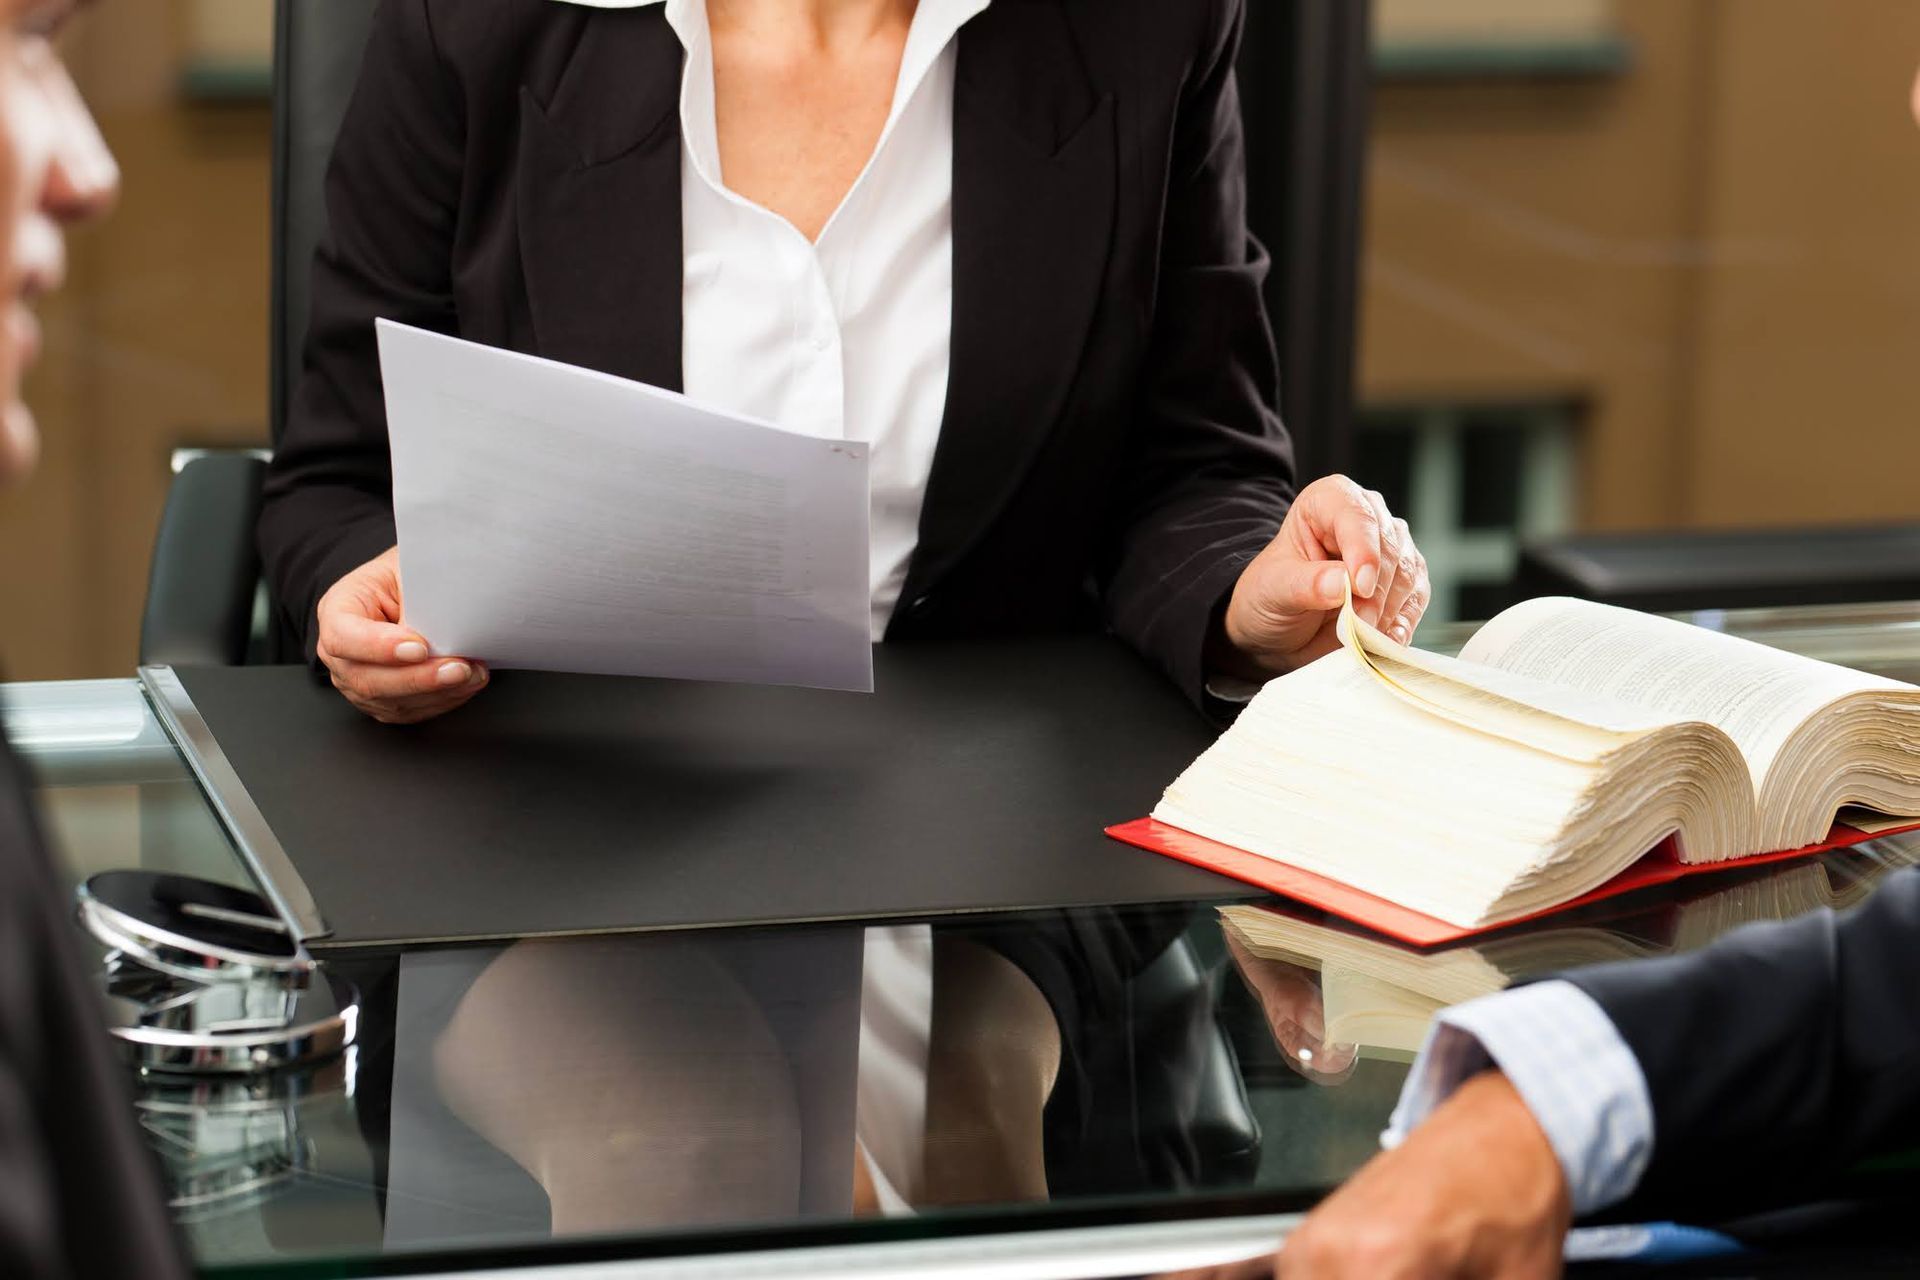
xmin=8 ymin=600 xmax=1920 ymax=1275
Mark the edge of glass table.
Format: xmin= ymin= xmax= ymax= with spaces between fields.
xmin=364 ymin=1210 xmax=1301 ymax=1280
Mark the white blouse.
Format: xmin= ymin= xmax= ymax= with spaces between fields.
xmin=571 ymin=0 xmax=986 ymax=641
xmin=554 ymin=0 xmax=987 ymax=1215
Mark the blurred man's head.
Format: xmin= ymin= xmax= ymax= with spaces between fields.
xmin=0 ymin=0 xmax=116 ymax=486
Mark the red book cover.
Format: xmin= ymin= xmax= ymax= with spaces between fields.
xmin=1105 ymin=816 xmax=1920 ymax=948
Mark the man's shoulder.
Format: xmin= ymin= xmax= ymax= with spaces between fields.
xmin=0 ymin=731 xmax=53 ymax=917
xmin=0 ymin=728 xmax=63 ymax=1030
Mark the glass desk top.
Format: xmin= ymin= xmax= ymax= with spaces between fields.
xmin=11 ymin=600 xmax=1920 ymax=1277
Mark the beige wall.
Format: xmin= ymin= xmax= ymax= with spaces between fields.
xmin=1377 ymin=0 xmax=1614 ymax=46
xmin=187 ymin=0 xmax=274 ymax=65
xmin=1360 ymin=0 xmax=1920 ymax=531
xmin=0 ymin=1 xmax=270 ymax=680
xmin=1682 ymin=4 xmax=1920 ymax=525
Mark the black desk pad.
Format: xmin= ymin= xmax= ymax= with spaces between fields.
xmin=171 ymin=639 xmax=1249 ymax=948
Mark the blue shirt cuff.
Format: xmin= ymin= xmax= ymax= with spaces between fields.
xmin=1384 ymin=979 xmax=1655 ymax=1215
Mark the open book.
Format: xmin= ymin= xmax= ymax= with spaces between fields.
xmin=1110 ymin=594 xmax=1920 ymax=942
xmin=1218 ymin=846 xmax=1914 ymax=1057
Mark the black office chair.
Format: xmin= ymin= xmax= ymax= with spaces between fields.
xmin=1239 ymin=0 xmax=1371 ymax=485
xmin=139 ymin=0 xmax=378 ymax=668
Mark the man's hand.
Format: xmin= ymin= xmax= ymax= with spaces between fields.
xmin=1223 ymin=930 xmax=1357 ymax=1086
xmin=1216 ymin=475 xmax=1430 ymax=676
xmin=1163 ymin=1072 xmax=1571 ymax=1280
xmin=315 ymin=546 xmax=488 ymax=724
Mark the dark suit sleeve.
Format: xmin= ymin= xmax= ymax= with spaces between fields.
xmin=258 ymin=0 xmax=466 ymax=662
xmin=0 ymin=739 xmax=189 ymax=1280
xmin=1564 ymin=865 xmax=1920 ymax=1213
xmin=1100 ymin=0 xmax=1296 ymax=705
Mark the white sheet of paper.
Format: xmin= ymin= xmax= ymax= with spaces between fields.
xmin=376 ymin=319 xmax=874 ymax=692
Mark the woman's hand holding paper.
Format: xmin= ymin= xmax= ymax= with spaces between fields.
xmin=315 ymin=546 xmax=488 ymax=725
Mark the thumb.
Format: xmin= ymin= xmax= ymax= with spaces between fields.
xmin=1251 ymin=559 xmax=1348 ymax=619
xmin=1228 ymin=558 xmax=1348 ymax=660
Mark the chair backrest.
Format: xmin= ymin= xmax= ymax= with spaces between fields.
xmin=1238 ymin=0 xmax=1373 ymax=484
xmin=270 ymin=0 xmax=379 ymax=446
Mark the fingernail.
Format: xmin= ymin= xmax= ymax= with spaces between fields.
xmin=395 ymin=640 xmax=427 ymax=663
xmin=436 ymin=661 xmax=471 ymax=687
xmin=1354 ymin=564 xmax=1378 ymax=597
xmin=1391 ymin=623 xmax=1410 ymax=643
xmin=1317 ymin=566 xmax=1346 ymax=599
xmin=468 ymin=663 xmax=488 ymax=685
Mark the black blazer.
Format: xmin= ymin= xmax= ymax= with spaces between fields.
xmin=257 ymin=0 xmax=1296 ymax=705
xmin=0 ymin=735 xmax=189 ymax=1279
xmin=1565 ymin=865 xmax=1920 ymax=1217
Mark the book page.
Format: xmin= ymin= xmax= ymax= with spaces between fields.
xmin=1837 ymin=809 xmax=1920 ymax=836
xmin=1336 ymin=593 xmax=1676 ymax=761
xmin=1155 ymin=647 xmax=1612 ymax=927
xmin=1460 ymin=597 xmax=1909 ymax=786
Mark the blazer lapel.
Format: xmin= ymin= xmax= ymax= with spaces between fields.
xmin=518 ymin=7 xmax=685 ymax=391
xmin=904 ymin=1 xmax=1117 ymax=606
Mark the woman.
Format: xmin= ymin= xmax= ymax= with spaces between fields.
xmin=258 ymin=0 xmax=1432 ymax=723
